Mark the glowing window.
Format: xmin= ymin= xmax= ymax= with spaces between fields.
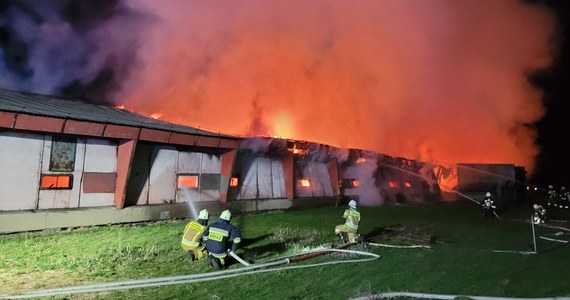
xmin=230 ymin=177 xmax=239 ymax=187
xmin=356 ymin=158 xmax=366 ymax=164
xmin=300 ymin=178 xmax=311 ymax=188
xmin=404 ymin=182 xmax=412 ymax=188
xmin=178 ymin=175 xmax=198 ymax=188
xmin=352 ymin=180 xmax=360 ymax=187
xmin=388 ymin=181 xmax=396 ymax=188
xmin=40 ymin=174 xmax=73 ymax=190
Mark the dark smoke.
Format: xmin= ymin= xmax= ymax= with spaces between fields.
xmin=0 ymin=0 xmax=145 ymax=104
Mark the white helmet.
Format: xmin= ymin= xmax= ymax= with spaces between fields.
xmin=549 ymin=185 xmax=553 ymax=189
xmin=348 ymin=200 xmax=357 ymax=209
xmin=198 ymin=209 xmax=209 ymax=220
xmin=533 ymin=204 xmax=538 ymax=209
xmin=220 ymin=209 xmax=232 ymax=221
xmin=485 ymin=192 xmax=491 ymax=197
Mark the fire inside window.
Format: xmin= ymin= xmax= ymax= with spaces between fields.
xmin=286 ymin=141 xmax=309 ymax=155
xmin=352 ymin=179 xmax=360 ymax=187
xmin=356 ymin=157 xmax=366 ymax=164
xmin=404 ymin=182 xmax=412 ymax=188
xmin=300 ymin=178 xmax=311 ymax=188
xmin=178 ymin=175 xmax=198 ymax=188
xmin=388 ymin=181 xmax=397 ymax=188
xmin=40 ymin=174 xmax=73 ymax=190
xmin=230 ymin=177 xmax=239 ymax=187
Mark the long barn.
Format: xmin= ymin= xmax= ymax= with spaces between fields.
xmin=0 ymin=89 xmax=522 ymax=233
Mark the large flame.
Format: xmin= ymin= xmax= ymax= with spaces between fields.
xmin=116 ymin=0 xmax=555 ymax=174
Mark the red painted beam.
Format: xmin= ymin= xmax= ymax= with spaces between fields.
xmin=63 ymin=119 xmax=105 ymax=136
xmin=195 ymin=135 xmax=220 ymax=147
xmin=0 ymin=112 xmax=15 ymax=128
xmin=115 ymin=139 xmax=137 ymax=208
xmin=328 ymin=159 xmax=340 ymax=196
xmin=219 ymin=149 xmax=238 ymax=203
xmin=103 ymin=124 xmax=140 ymax=139
xmin=282 ymin=153 xmax=295 ymax=199
xmin=14 ymin=114 xmax=64 ymax=133
xmin=169 ymin=132 xmax=196 ymax=145
xmin=139 ymin=128 xmax=171 ymax=143
xmin=219 ymin=138 xmax=241 ymax=149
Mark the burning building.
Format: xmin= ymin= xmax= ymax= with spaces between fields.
xmin=0 ymin=89 xmax=522 ymax=233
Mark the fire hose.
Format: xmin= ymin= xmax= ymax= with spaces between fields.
xmin=0 ymin=246 xmax=380 ymax=299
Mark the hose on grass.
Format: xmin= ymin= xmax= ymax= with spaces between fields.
xmin=351 ymin=291 xmax=568 ymax=300
xmin=0 ymin=248 xmax=380 ymax=299
xmin=366 ymin=242 xmax=431 ymax=249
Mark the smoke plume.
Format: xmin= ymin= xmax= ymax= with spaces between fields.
xmin=0 ymin=0 xmax=557 ymax=174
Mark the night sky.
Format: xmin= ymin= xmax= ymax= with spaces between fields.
xmin=529 ymin=0 xmax=570 ymax=187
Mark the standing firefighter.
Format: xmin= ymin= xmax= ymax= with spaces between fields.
xmin=558 ymin=187 xmax=570 ymax=209
xmin=547 ymin=185 xmax=556 ymax=207
xmin=203 ymin=209 xmax=241 ymax=270
xmin=482 ymin=192 xmax=496 ymax=217
xmin=181 ymin=209 xmax=209 ymax=261
xmin=533 ymin=204 xmax=547 ymax=224
xmin=335 ymin=200 xmax=361 ymax=244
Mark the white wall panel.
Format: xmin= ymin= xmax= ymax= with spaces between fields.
xmin=271 ymin=159 xmax=286 ymax=198
xmin=201 ymin=154 xmax=221 ymax=173
xmin=83 ymin=139 xmax=117 ymax=172
xmin=257 ymin=157 xmax=273 ymax=198
xmin=148 ymin=146 xmax=177 ymax=204
xmin=178 ymin=152 xmax=202 ymax=173
xmin=239 ymin=159 xmax=258 ymax=199
xmin=0 ymin=132 xmax=43 ymax=210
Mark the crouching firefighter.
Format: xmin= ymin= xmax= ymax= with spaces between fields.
xmin=533 ymin=204 xmax=548 ymax=224
xmin=181 ymin=209 xmax=209 ymax=261
xmin=482 ymin=192 xmax=496 ymax=218
xmin=335 ymin=200 xmax=361 ymax=244
xmin=203 ymin=209 xmax=241 ymax=270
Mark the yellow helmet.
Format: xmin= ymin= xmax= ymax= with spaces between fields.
xmin=220 ymin=209 xmax=232 ymax=221
xmin=198 ymin=209 xmax=209 ymax=220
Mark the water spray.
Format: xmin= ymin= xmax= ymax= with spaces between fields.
xmin=181 ymin=186 xmax=199 ymax=220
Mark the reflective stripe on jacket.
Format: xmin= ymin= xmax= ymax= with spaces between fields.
xmin=203 ymin=220 xmax=241 ymax=255
xmin=343 ymin=209 xmax=360 ymax=230
xmin=181 ymin=221 xmax=206 ymax=249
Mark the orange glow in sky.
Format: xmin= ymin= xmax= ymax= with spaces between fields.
xmin=117 ymin=0 xmax=555 ymax=174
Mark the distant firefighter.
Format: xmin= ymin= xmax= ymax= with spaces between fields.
xmin=482 ymin=192 xmax=496 ymax=218
xmin=203 ymin=209 xmax=241 ymax=271
xmin=547 ymin=185 xmax=556 ymax=207
xmin=335 ymin=200 xmax=361 ymax=244
xmin=533 ymin=204 xmax=547 ymax=224
xmin=181 ymin=209 xmax=209 ymax=261
xmin=557 ymin=187 xmax=569 ymax=209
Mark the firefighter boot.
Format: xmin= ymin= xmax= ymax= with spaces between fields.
xmin=186 ymin=251 xmax=195 ymax=261
xmin=337 ymin=233 xmax=346 ymax=244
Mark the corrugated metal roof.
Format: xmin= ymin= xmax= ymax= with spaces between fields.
xmin=0 ymin=89 xmax=237 ymax=138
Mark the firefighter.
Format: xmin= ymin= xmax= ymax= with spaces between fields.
xmin=547 ymin=185 xmax=556 ymax=207
xmin=482 ymin=192 xmax=496 ymax=217
xmin=181 ymin=209 xmax=210 ymax=261
xmin=335 ymin=199 xmax=361 ymax=244
xmin=557 ymin=187 xmax=569 ymax=209
xmin=203 ymin=209 xmax=241 ymax=270
xmin=533 ymin=204 xmax=547 ymax=224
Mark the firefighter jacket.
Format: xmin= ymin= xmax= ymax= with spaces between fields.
xmin=181 ymin=220 xmax=206 ymax=251
xmin=483 ymin=198 xmax=495 ymax=209
xmin=203 ymin=220 xmax=241 ymax=255
xmin=343 ymin=208 xmax=361 ymax=231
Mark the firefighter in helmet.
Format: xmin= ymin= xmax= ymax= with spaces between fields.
xmin=547 ymin=185 xmax=556 ymax=207
xmin=203 ymin=209 xmax=241 ymax=270
xmin=181 ymin=209 xmax=210 ymax=261
xmin=482 ymin=192 xmax=496 ymax=217
xmin=335 ymin=200 xmax=361 ymax=244
xmin=533 ymin=204 xmax=547 ymax=224
xmin=558 ymin=187 xmax=570 ymax=209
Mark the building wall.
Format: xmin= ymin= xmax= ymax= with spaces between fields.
xmin=0 ymin=131 xmax=43 ymax=210
xmin=295 ymin=160 xmax=335 ymax=198
xmin=0 ymin=131 xmax=118 ymax=211
xmin=237 ymin=156 xmax=286 ymax=200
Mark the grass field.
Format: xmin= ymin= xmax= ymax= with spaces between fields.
xmin=1 ymin=200 xmax=570 ymax=299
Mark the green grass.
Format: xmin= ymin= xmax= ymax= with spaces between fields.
xmin=1 ymin=201 xmax=569 ymax=299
